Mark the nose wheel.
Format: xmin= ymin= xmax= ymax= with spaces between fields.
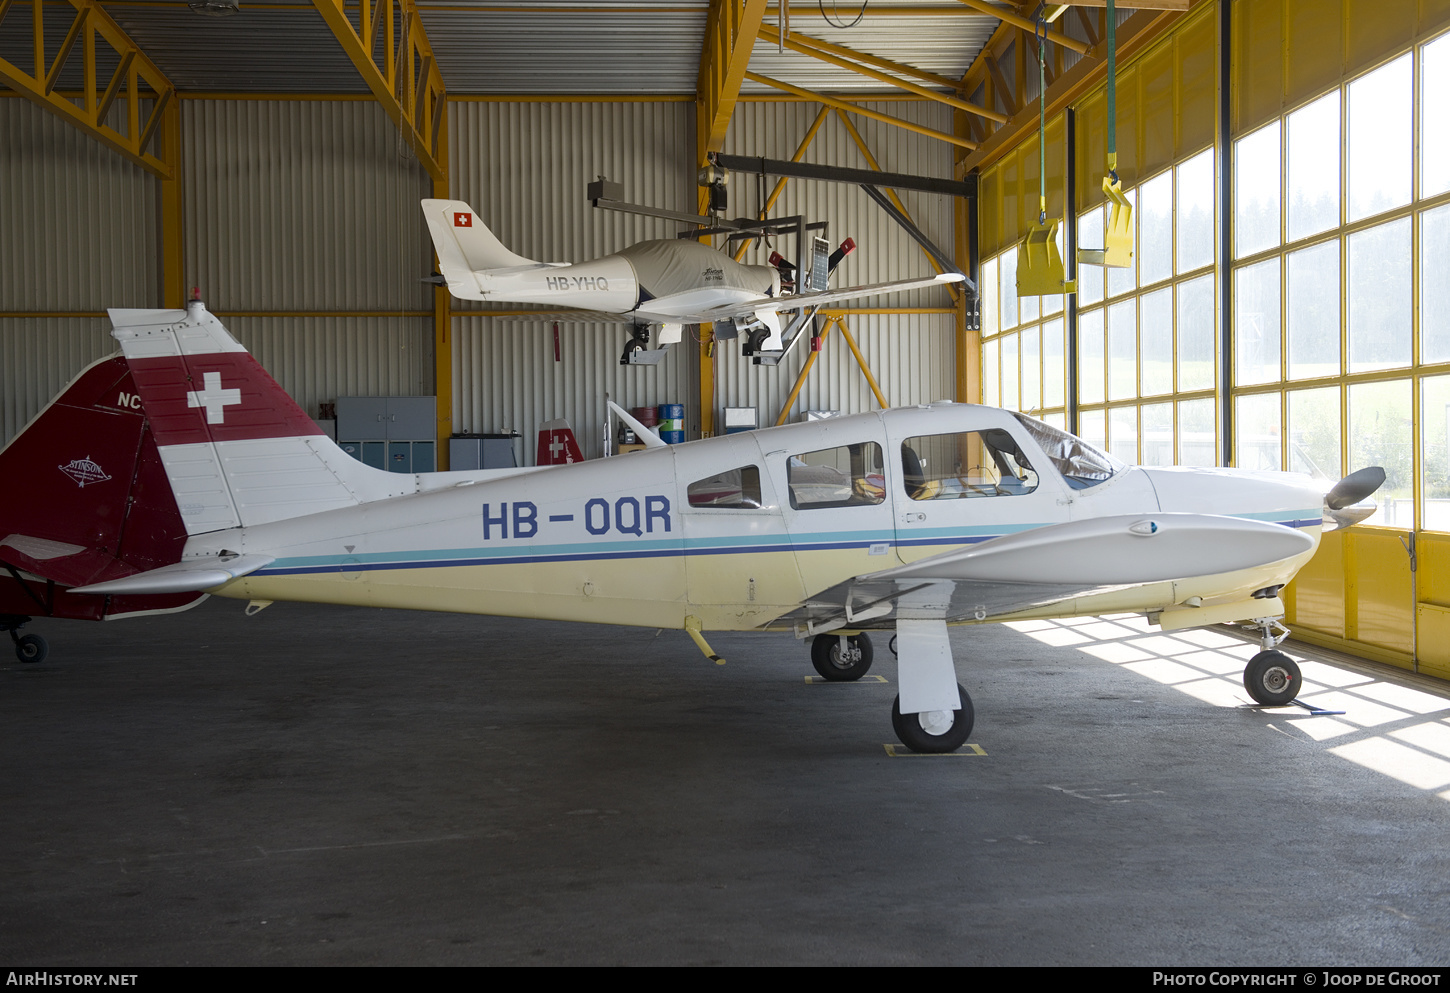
xmin=1241 ymin=616 xmax=1301 ymax=706
xmin=1244 ymin=650 xmax=1301 ymax=706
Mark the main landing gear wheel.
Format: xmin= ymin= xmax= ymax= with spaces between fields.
xmin=15 ymin=633 xmax=47 ymax=664
xmin=892 ymin=683 xmax=974 ymax=754
xmin=810 ymin=633 xmax=873 ymax=681
xmin=1243 ymin=650 xmax=1301 ymax=706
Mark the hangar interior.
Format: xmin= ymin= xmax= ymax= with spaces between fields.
xmin=7 ymin=0 xmax=1450 ymax=965
xmin=6 ymin=0 xmax=1450 ymax=682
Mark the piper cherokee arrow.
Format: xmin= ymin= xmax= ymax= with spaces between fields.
xmin=419 ymin=197 xmax=965 ymax=362
xmin=0 ymin=300 xmax=1384 ymax=752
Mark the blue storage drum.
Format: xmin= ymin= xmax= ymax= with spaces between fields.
xmin=657 ymin=403 xmax=685 ymax=444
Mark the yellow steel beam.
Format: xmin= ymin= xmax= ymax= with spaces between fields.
xmin=0 ymin=0 xmax=175 ymax=178
xmin=697 ymin=0 xmax=770 ymax=156
xmin=312 ymin=0 xmax=448 ymax=183
xmin=760 ymin=26 xmax=961 ymax=91
xmin=432 ymin=112 xmax=453 ymax=468
xmin=949 ymin=0 xmax=1088 ymax=54
xmin=757 ymin=25 xmax=1006 ymax=125
xmin=836 ymin=317 xmax=889 ymax=410
xmin=745 ymin=72 xmax=977 ymax=150
xmin=957 ymin=6 xmax=1185 ymax=174
xmin=833 ymin=108 xmax=962 ymax=305
xmin=697 ymin=0 xmax=767 ymax=437
xmin=776 ymin=317 xmax=835 ymax=425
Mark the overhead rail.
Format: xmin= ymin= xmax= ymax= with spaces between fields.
xmin=711 ymin=152 xmax=975 ymax=199
xmin=0 ymin=0 xmax=176 ymax=178
xmin=312 ymin=0 xmax=447 ymax=183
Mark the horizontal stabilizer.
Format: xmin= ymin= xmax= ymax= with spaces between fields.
xmin=72 ymin=554 xmax=274 ymax=595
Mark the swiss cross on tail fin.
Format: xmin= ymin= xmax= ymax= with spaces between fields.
xmin=110 ymin=302 xmax=321 ymax=447
xmin=453 ymin=212 xmax=472 ymax=227
xmin=106 ymin=301 xmax=405 ymax=534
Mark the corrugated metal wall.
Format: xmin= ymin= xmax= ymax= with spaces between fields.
xmin=182 ymin=99 xmax=432 ymax=315
xmin=0 ymin=99 xmax=159 ymax=443
xmin=182 ymin=99 xmax=433 ymax=420
xmin=6 ymin=94 xmax=955 ymax=456
xmin=449 ymin=100 xmax=696 ymax=461
xmin=1 ymin=97 xmax=433 ymax=446
xmin=715 ymin=100 xmax=958 ymax=424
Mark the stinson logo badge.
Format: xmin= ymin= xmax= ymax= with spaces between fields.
xmin=59 ymin=456 xmax=111 ymax=488
xmin=702 ymin=267 xmax=724 ymax=283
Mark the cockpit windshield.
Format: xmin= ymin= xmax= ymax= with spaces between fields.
xmin=1010 ymin=412 xmax=1126 ymax=490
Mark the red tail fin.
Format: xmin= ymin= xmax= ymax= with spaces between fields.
xmin=0 ymin=356 xmax=201 ymax=621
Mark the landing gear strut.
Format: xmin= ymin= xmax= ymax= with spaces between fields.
xmin=2 ymin=615 xmax=47 ymax=664
xmin=1242 ymin=617 xmax=1301 ymax=706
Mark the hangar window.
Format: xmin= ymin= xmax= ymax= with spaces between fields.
xmin=1230 ymin=35 xmax=1450 ymax=530
xmin=901 ymin=430 xmax=1039 ymax=501
xmin=687 ymin=466 xmax=763 ymax=509
xmin=787 ymin=443 xmax=885 ymax=509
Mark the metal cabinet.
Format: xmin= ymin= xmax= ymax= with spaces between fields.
xmin=337 ymin=397 xmax=436 ymax=474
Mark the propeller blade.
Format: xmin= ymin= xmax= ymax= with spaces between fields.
xmin=1325 ymin=467 xmax=1386 ymax=510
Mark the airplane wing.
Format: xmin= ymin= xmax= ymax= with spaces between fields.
xmin=463 ymin=309 xmax=637 ymax=325
xmin=691 ymin=272 xmax=965 ymax=324
xmin=768 ymin=513 xmax=1315 ymax=632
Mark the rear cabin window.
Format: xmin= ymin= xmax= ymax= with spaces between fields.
xmin=901 ymin=430 xmax=1039 ymax=501
xmin=687 ymin=466 xmax=763 ymax=508
xmin=787 ymin=442 xmax=885 ymax=509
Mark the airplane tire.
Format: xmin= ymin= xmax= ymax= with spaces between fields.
xmin=892 ymin=684 xmax=974 ymax=753
xmin=811 ymin=633 xmax=873 ymax=681
xmin=15 ymin=634 xmax=47 ymax=664
xmin=1243 ymin=650 xmax=1301 ymax=706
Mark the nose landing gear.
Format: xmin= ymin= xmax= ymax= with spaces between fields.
xmin=1242 ymin=617 xmax=1301 ymax=706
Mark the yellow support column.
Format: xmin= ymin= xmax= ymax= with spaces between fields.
xmin=158 ymin=97 xmax=184 ymax=308
xmin=432 ymin=111 xmax=452 ymax=469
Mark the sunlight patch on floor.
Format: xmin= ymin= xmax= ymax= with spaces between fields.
xmin=1018 ymin=612 xmax=1450 ymax=803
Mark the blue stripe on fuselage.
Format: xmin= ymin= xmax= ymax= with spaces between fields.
xmin=250 ymin=511 xmax=1322 ymax=578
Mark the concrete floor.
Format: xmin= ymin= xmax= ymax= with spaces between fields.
xmin=3 ymin=598 xmax=1450 ymax=966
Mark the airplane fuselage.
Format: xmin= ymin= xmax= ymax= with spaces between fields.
xmin=450 ymin=239 xmax=782 ymax=325
xmin=190 ymin=404 xmax=1325 ymax=635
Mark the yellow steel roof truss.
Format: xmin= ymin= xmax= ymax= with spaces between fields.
xmin=312 ymin=0 xmax=448 ymax=183
xmin=0 ymin=0 xmax=175 ymax=178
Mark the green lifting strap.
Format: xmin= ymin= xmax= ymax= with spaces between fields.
xmin=1099 ymin=0 xmax=1134 ymax=268
xmin=1017 ymin=10 xmax=1071 ymax=297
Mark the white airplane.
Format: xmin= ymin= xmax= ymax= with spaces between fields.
xmin=0 ymin=300 xmax=1384 ymax=752
xmin=419 ymin=197 xmax=966 ymax=361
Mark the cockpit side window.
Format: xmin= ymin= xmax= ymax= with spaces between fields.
xmin=1010 ymin=412 xmax=1125 ymax=489
xmin=901 ymin=430 xmax=1039 ymax=501
xmin=687 ymin=465 xmax=763 ymax=508
xmin=787 ymin=442 xmax=885 ymax=509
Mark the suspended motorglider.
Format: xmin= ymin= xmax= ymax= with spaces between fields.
xmin=419 ymin=197 xmax=964 ymax=362
xmin=0 ymin=301 xmax=1383 ymax=751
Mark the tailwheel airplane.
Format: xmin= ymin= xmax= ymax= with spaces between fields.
xmin=0 ymin=300 xmax=1383 ymax=752
xmin=419 ymin=197 xmax=965 ymax=364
